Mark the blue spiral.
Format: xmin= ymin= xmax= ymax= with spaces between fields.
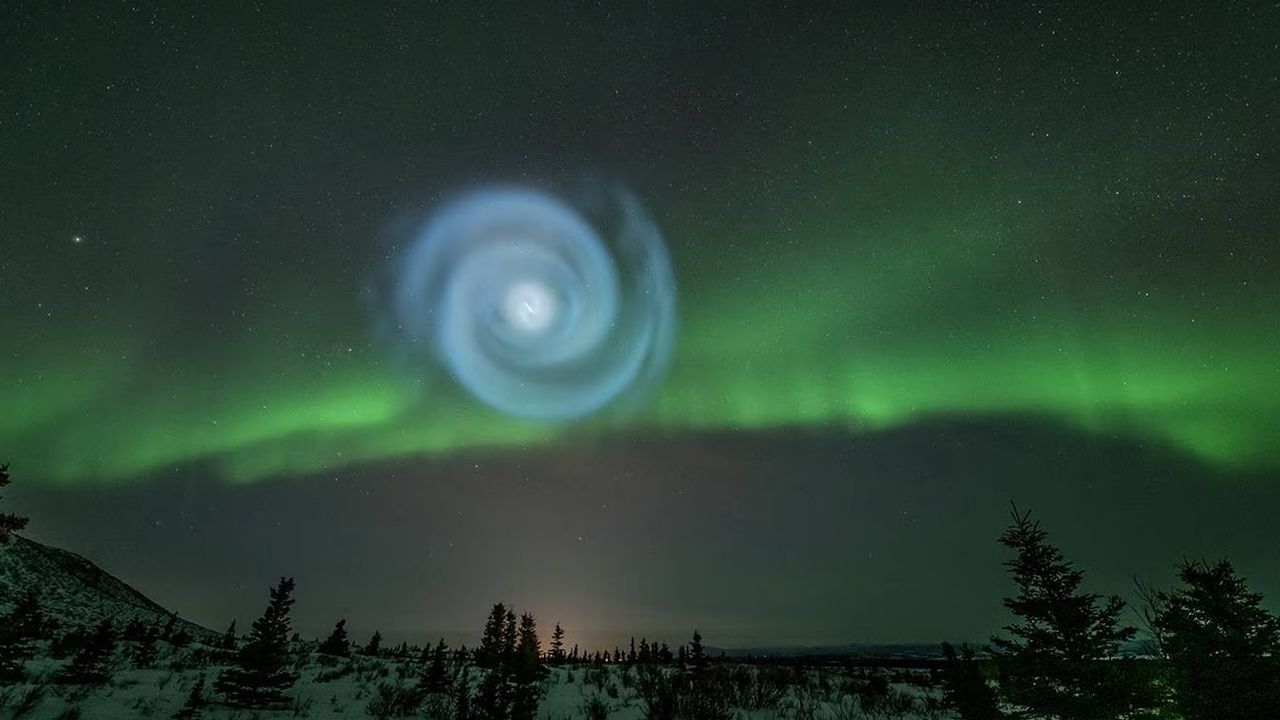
xmin=392 ymin=184 xmax=677 ymax=420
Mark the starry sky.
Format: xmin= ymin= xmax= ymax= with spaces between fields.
xmin=3 ymin=1 xmax=1278 ymax=649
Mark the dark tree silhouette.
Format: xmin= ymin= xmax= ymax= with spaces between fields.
xmin=220 ymin=620 xmax=237 ymax=651
xmin=419 ymin=638 xmax=451 ymax=696
xmin=172 ymin=674 xmax=207 ymax=720
xmin=55 ymin=617 xmax=116 ymax=685
xmin=8 ymin=588 xmax=52 ymax=641
xmin=0 ymin=595 xmax=37 ymax=683
xmin=688 ymin=629 xmax=705 ymax=668
xmin=475 ymin=603 xmax=519 ymax=720
xmin=214 ymin=576 xmax=300 ymax=707
xmin=364 ymin=629 xmax=383 ymax=656
xmin=657 ymin=642 xmax=673 ymax=664
xmin=318 ymin=618 xmax=351 ymax=657
xmin=123 ymin=616 xmax=149 ymax=642
xmin=0 ymin=463 xmax=30 ymax=544
xmin=476 ymin=603 xmax=509 ymax=670
xmin=549 ymin=622 xmax=566 ymax=664
xmin=940 ymin=641 xmax=1004 ymax=719
xmin=511 ymin=612 xmax=545 ymax=720
xmin=988 ymin=505 xmax=1152 ymax=720
xmin=453 ymin=655 xmax=474 ymax=720
xmin=502 ymin=608 xmax=517 ymax=668
xmin=1150 ymin=558 xmax=1280 ymax=720
xmin=132 ymin=631 xmax=159 ymax=669
xmin=161 ymin=611 xmax=191 ymax=646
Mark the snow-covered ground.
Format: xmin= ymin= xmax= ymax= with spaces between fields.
xmin=0 ymin=642 xmax=953 ymax=720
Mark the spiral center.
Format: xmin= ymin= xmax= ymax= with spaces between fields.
xmin=502 ymin=280 xmax=557 ymax=334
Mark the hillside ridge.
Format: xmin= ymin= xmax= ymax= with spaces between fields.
xmin=0 ymin=534 xmax=215 ymax=642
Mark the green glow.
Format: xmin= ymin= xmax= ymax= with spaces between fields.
xmin=4 ymin=111 xmax=1277 ymax=484
xmin=5 ymin=208 xmax=1275 ymax=485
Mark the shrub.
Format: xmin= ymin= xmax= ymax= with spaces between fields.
xmin=366 ymin=679 xmax=419 ymax=719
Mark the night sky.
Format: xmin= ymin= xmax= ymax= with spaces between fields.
xmin=3 ymin=2 xmax=1278 ymax=650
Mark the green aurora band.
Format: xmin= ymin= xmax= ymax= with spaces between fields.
xmin=4 ymin=96 xmax=1277 ymax=485
xmin=5 ymin=209 xmax=1277 ymax=485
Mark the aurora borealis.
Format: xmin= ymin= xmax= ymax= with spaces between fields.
xmin=2 ymin=1 xmax=1278 ymax=645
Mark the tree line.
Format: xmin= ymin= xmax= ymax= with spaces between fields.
xmin=941 ymin=503 xmax=1280 ymax=720
xmin=4 ymin=463 xmax=1278 ymax=719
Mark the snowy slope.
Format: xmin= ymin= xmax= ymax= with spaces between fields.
xmin=0 ymin=535 xmax=215 ymax=642
xmin=0 ymin=655 xmax=952 ymax=720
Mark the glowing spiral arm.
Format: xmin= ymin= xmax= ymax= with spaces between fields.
xmin=392 ymin=184 xmax=677 ymax=421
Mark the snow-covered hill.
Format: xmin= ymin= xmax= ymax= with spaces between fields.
xmin=0 ymin=535 xmax=215 ymax=642
xmin=0 ymin=653 xmax=951 ymax=720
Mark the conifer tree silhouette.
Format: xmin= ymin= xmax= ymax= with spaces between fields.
xmin=688 ymin=629 xmax=705 ymax=668
xmin=220 ymin=620 xmax=237 ymax=651
xmin=214 ymin=576 xmax=299 ymax=707
xmin=132 ymin=631 xmax=159 ymax=669
xmin=511 ymin=612 xmax=545 ymax=720
xmin=172 ymin=674 xmax=207 ymax=720
xmin=1151 ymin=558 xmax=1280 ymax=719
xmin=0 ymin=601 xmax=34 ymax=683
xmin=364 ymin=629 xmax=383 ymax=656
xmin=419 ymin=638 xmax=451 ymax=695
xmin=318 ymin=618 xmax=351 ymax=656
xmin=940 ymin=641 xmax=1003 ymax=719
xmin=476 ymin=603 xmax=508 ymax=670
xmin=988 ymin=504 xmax=1152 ymax=720
xmin=549 ymin=622 xmax=566 ymax=664
xmin=0 ymin=464 xmax=30 ymax=545
xmin=55 ymin=617 xmax=116 ymax=685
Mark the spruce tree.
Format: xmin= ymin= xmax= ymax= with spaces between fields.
xmin=123 ymin=616 xmax=148 ymax=642
xmin=170 ymin=625 xmax=192 ymax=647
xmin=2 ymin=586 xmax=54 ymax=679
xmin=940 ymin=641 xmax=1004 ymax=719
xmin=1151 ymin=558 xmax=1280 ymax=720
xmin=364 ymin=629 xmax=383 ymax=656
xmin=8 ymin=589 xmax=48 ymax=639
xmin=549 ymin=622 xmax=566 ymax=665
xmin=318 ymin=618 xmax=351 ymax=656
xmin=132 ymin=631 xmax=159 ymax=669
xmin=420 ymin=638 xmax=451 ymax=695
xmin=0 ymin=597 xmax=35 ymax=684
xmin=502 ymin=609 xmax=517 ymax=668
xmin=220 ymin=620 xmax=237 ymax=651
xmin=477 ymin=603 xmax=508 ymax=670
xmin=172 ymin=674 xmax=207 ymax=720
xmin=988 ymin=505 xmax=1150 ymax=720
xmin=453 ymin=659 xmax=474 ymax=720
xmin=474 ymin=660 xmax=511 ymax=720
xmin=0 ymin=464 xmax=29 ymax=544
xmin=214 ymin=576 xmax=299 ymax=707
xmin=511 ymin=613 xmax=545 ymax=720
xmin=55 ymin=617 xmax=116 ymax=685
xmin=475 ymin=603 xmax=515 ymax=720
xmin=688 ymin=629 xmax=705 ymax=668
